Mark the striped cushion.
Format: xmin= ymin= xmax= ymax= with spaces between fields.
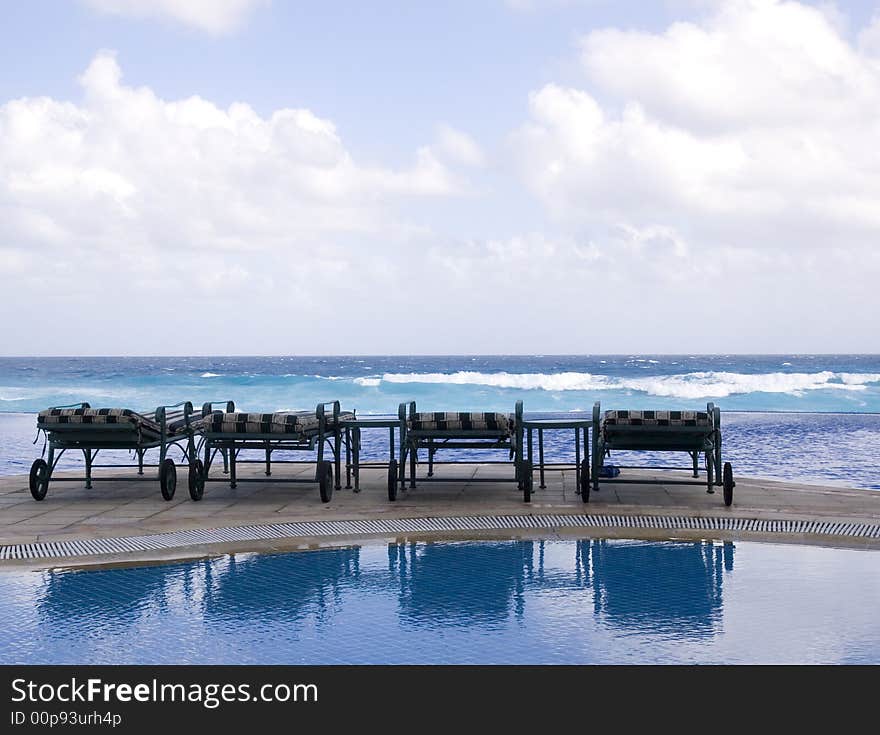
xmin=38 ymin=407 xmax=161 ymax=434
xmin=603 ymin=410 xmax=710 ymax=427
xmin=167 ymin=416 xmax=201 ymax=435
xmin=206 ymin=411 xmax=353 ymax=435
xmin=408 ymin=412 xmax=513 ymax=433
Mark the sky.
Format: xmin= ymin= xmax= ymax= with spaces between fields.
xmin=1 ymin=0 xmax=880 ymax=355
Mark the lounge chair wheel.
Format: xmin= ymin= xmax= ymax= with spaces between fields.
xmin=29 ymin=459 xmax=49 ymax=501
xmin=581 ymin=460 xmax=591 ymax=504
xmin=723 ymin=462 xmax=734 ymax=507
xmin=387 ymin=459 xmax=398 ymax=502
xmin=522 ymin=461 xmax=533 ymax=503
xmin=318 ymin=461 xmax=333 ymax=503
xmin=159 ymin=459 xmax=177 ymax=501
xmin=188 ymin=459 xmax=205 ymax=501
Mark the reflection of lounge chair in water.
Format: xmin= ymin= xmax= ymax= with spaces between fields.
xmin=37 ymin=564 xmax=176 ymax=626
xmin=37 ymin=548 xmax=360 ymax=631
xmin=201 ymin=548 xmax=359 ymax=623
xmin=583 ymin=539 xmax=733 ymax=637
xmin=391 ymin=541 xmax=533 ymax=626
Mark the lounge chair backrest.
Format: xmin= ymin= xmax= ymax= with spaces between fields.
xmin=603 ymin=410 xmax=711 ymax=427
xmin=409 ymin=412 xmax=513 ymax=432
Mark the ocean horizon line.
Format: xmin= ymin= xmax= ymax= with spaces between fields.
xmin=2 ymin=352 xmax=880 ymax=359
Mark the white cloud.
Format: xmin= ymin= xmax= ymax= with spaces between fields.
xmin=858 ymin=14 xmax=880 ymax=57
xmin=0 ymin=52 xmax=462 ymax=259
xmin=0 ymin=52 xmax=481 ymax=353
xmin=4 ymin=1 xmax=880 ymax=354
xmin=434 ymin=124 xmax=486 ymax=168
xmin=83 ymin=0 xmax=267 ymax=35
xmin=511 ymin=0 xmax=880 ymax=260
xmin=490 ymin=0 xmax=880 ymax=351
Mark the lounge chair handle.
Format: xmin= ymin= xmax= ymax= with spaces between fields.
xmin=202 ymin=400 xmax=235 ymax=416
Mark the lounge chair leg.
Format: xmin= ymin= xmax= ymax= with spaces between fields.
xmin=84 ymin=449 xmax=92 ymax=489
xmin=409 ymin=446 xmax=417 ymax=489
xmin=137 ymin=449 xmax=145 ymax=475
xmin=229 ymin=447 xmax=237 ymax=489
xmin=354 ymin=428 xmax=365 ymax=491
xmin=46 ymin=445 xmax=56 ymax=486
xmin=692 ymin=451 xmax=699 ymax=478
xmin=334 ymin=432 xmax=342 ymax=490
xmin=582 ymin=426 xmax=590 ymax=493
xmin=427 ymin=442 xmax=434 ymax=477
xmin=264 ymin=446 xmax=271 ymax=476
xmin=345 ymin=428 xmax=353 ymax=489
xmin=706 ymin=452 xmax=715 ymax=493
xmin=221 ymin=448 xmax=229 ymax=474
xmin=541 ymin=429 xmax=549 ymax=489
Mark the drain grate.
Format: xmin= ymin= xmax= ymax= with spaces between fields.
xmin=1 ymin=514 xmax=878 ymax=561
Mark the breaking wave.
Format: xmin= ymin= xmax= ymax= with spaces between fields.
xmin=361 ymin=371 xmax=880 ymax=399
xmin=354 ymin=377 xmax=382 ymax=387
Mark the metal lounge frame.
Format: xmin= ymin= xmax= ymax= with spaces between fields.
xmin=395 ymin=400 xmax=533 ymax=502
xmin=29 ymin=401 xmax=200 ymax=502
xmin=590 ymin=401 xmax=735 ymax=506
xmin=194 ymin=400 xmax=346 ymax=503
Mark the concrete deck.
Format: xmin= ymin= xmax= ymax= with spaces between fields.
xmin=1 ymin=463 xmax=879 ymax=569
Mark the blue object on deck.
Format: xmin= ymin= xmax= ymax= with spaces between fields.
xmin=599 ymin=464 xmax=620 ymax=478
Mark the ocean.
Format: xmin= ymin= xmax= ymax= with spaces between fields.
xmin=2 ymin=355 xmax=879 ymax=488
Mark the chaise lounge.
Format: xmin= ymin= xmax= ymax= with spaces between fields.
xmin=395 ymin=401 xmax=532 ymax=502
xmin=30 ymin=402 xmax=201 ymax=501
xmin=193 ymin=400 xmax=353 ymax=502
xmin=589 ymin=401 xmax=734 ymax=505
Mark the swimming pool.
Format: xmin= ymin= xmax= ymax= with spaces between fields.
xmin=1 ymin=539 xmax=877 ymax=664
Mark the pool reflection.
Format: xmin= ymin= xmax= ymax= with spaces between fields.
xmin=583 ymin=540 xmax=733 ymax=638
xmin=389 ymin=541 xmax=534 ymax=627
xmin=34 ymin=539 xmax=734 ymax=646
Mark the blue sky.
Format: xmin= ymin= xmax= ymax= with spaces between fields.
xmin=2 ymin=1 xmax=880 ymax=354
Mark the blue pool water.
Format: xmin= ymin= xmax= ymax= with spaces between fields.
xmin=1 ymin=539 xmax=877 ymax=664
xmin=2 ymin=355 xmax=880 ymax=488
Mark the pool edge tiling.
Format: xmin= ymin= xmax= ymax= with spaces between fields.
xmin=2 ymin=464 xmax=880 ymax=569
xmin=2 ymin=513 xmax=879 ymax=569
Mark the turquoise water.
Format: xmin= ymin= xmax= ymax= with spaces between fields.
xmin=1 ymin=539 xmax=877 ymax=664
xmin=3 ymin=355 xmax=880 ymax=487
xmin=4 ymin=410 xmax=880 ymax=488
xmin=3 ymin=355 xmax=880 ymax=414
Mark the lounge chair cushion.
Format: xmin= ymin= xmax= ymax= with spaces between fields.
xmin=206 ymin=410 xmax=353 ymax=435
xmin=38 ymin=407 xmax=162 ymax=434
xmin=167 ymin=416 xmax=201 ymax=435
xmin=408 ymin=412 xmax=513 ymax=433
xmin=603 ymin=410 xmax=710 ymax=427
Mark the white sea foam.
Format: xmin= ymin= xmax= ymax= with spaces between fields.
xmin=368 ymin=370 xmax=880 ymax=399
xmin=200 ymin=372 xmax=221 ymax=378
xmin=354 ymin=377 xmax=382 ymax=387
xmin=838 ymin=373 xmax=880 ymax=385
